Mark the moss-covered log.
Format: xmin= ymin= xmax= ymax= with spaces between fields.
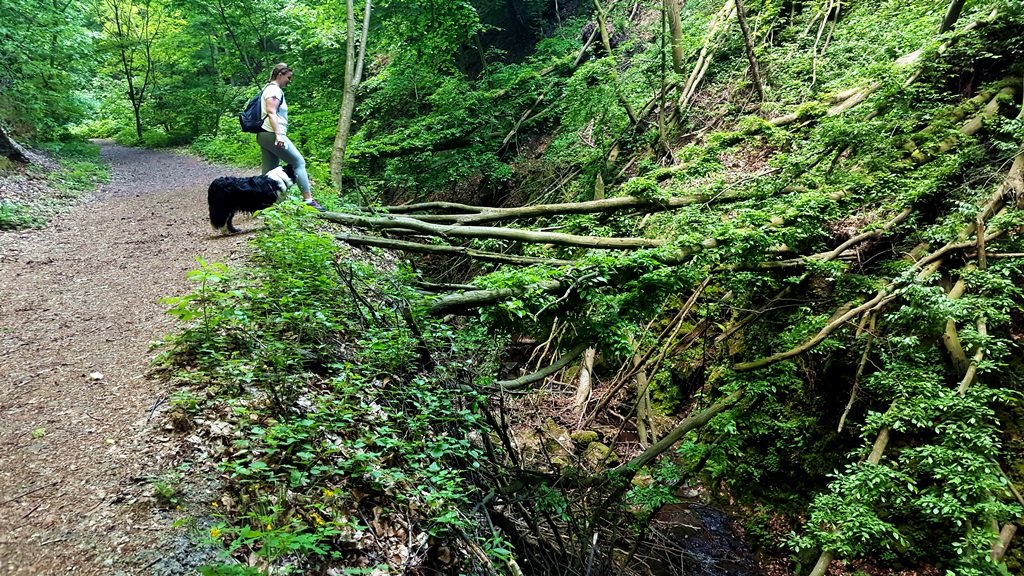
xmin=322 ymin=211 xmax=665 ymax=249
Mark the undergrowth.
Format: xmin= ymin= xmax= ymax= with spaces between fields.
xmin=0 ymin=140 xmax=108 ymax=230
xmin=155 ymin=1 xmax=1024 ymax=574
xmin=157 ymin=205 xmax=505 ymax=574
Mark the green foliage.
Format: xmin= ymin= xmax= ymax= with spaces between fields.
xmin=619 ymin=176 xmax=664 ymax=200
xmin=0 ymin=0 xmax=95 ymax=139
xmin=795 ymin=462 xmax=913 ymax=557
xmin=0 ymin=201 xmax=46 ymax=230
xmin=159 ymin=205 xmax=502 ymax=572
xmin=624 ymin=459 xmax=684 ymax=516
xmin=0 ymin=140 xmax=107 ymax=230
xmin=189 ymin=117 xmax=263 ymax=167
xmin=762 ymin=0 xmax=939 ymax=108
xmin=544 ymin=57 xmax=630 ymax=182
xmin=133 ymin=0 xmax=1024 ymax=573
xmin=151 ymin=469 xmax=184 ymax=507
xmin=141 ymin=129 xmax=173 ymax=148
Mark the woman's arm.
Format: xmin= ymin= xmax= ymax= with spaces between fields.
xmin=264 ymin=94 xmax=285 ymax=147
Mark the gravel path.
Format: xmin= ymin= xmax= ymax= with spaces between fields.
xmin=0 ymin=142 xmax=253 ymax=575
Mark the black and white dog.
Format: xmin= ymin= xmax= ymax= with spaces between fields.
xmin=208 ymin=165 xmax=296 ymax=234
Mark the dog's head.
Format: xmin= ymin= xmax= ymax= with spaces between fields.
xmin=266 ymin=165 xmax=296 ymax=191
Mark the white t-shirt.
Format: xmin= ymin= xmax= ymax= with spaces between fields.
xmin=260 ymin=84 xmax=288 ymax=134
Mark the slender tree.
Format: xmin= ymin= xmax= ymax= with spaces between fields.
xmin=330 ymin=0 xmax=372 ymax=190
xmin=664 ymin=0 xmax=686 ymax=73
xmin=101 ymin=0 xmax=167 ymax=139
xmin=734 ymin=0 xmax=765 ymax=101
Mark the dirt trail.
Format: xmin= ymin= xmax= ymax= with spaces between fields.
xmin=0 ymin=142 xmax=252 ymax=575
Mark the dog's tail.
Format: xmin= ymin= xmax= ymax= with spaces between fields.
xmin=208 ymin=179 xmax=232 ymax=233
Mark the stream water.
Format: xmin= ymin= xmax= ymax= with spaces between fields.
xmin=645 ymin=502 xmax=762 ymax=576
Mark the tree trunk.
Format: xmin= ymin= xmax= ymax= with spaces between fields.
xmin=494 ymin=342 xmax=590 ymax=391
xmin=664 ymin=0 xmax=686 ymax=74
xmin=633 ymin=348 xmax=653 ymax=446
xmin=734 ymin=0 xmax=765 ymax=102
xmin=322 ymin=211 xmax=666 ymax=249
xmin=679 ymin=0 xmax=737 ymax=109
xmin=333 ymin=232 xmax=572 ymax=266
xmin=593 ymin=0 xmax=613 ymax=56
xmin=939 ymin=0 xmax=967 ymax=33
xmin=133 ymin=102 xmax=144 ymax=140
xmin=429 ymin=280 xmax=566 ymax=316
xmin=330 ymin=0 xmax=372 ymax=190
xmin=574 ymin=348 xmax=597 ymax=411
xmin=382 ymin=190 xmax=746 ymax=224
xmin=0 ymin=125 xmax=32 ymax=164
xmin=612 ymin=390 xmax=744 ymax=473
xmin=805 ymin=153 xmax=1024 ymax=576
xmin=991 ymin=523 xmax=1017 ymax=561
xmin=591 ymin=0 xmax=638 ymax=125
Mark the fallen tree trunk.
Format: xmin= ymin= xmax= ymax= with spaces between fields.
xmin=806 ymin=151 xmax=1023 ymax=576
xmin=334 ymin=233 xmax=573 ymax=267
xmin=611 ymin=389 xmax=744 ymax=474
xmin=429 ymin=279 xmax=566 ymax=316
xmin=908 ymin=82 xmax=1018 ymax=163
xmin=493 ymin=342 xmax=590 ymax=391
xmin=381 ymin=191 xmax=747 ymax=225
xmin=0 ymin=124 xmax=32 ymax=164
xmin=939 ymin=0 xmax=968 ymax=33
xmin=717 ymin=207 xmax=914 ymax=271
xmin=322 ymin=212 xmax=665 ymax=249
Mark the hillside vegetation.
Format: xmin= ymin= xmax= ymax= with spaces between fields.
xmin=7 ymin=0 xmax=1024 ymax=574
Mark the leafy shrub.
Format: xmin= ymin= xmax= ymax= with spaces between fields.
xmin=36 ymin=139 xmax=102 ymax=159
xmin=0 ymin=201 xmax=46 ymax=230
xmin=159 ymin=204 xmax=499 ymax=573
xmin=48 ymin=159 xmax=109 ymax=193
xmin=69 ymin=116 xmax=122 ymax=139
xmin=619 ymin=176 xmax=663 ymax=200
xmin=141 ymin=129 xmax=171 ymax=148
xmin=189 ymin=116 xmax=262 ymax=167
xmin=114 ymin=128 xmax=140 ymax=147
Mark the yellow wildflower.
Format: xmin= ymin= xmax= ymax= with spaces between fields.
xmin=210 ymin=527 xmax=222 ymax=539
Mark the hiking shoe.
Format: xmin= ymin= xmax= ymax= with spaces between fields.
xmin=304 ymin=198 xmax=326 ymax=212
